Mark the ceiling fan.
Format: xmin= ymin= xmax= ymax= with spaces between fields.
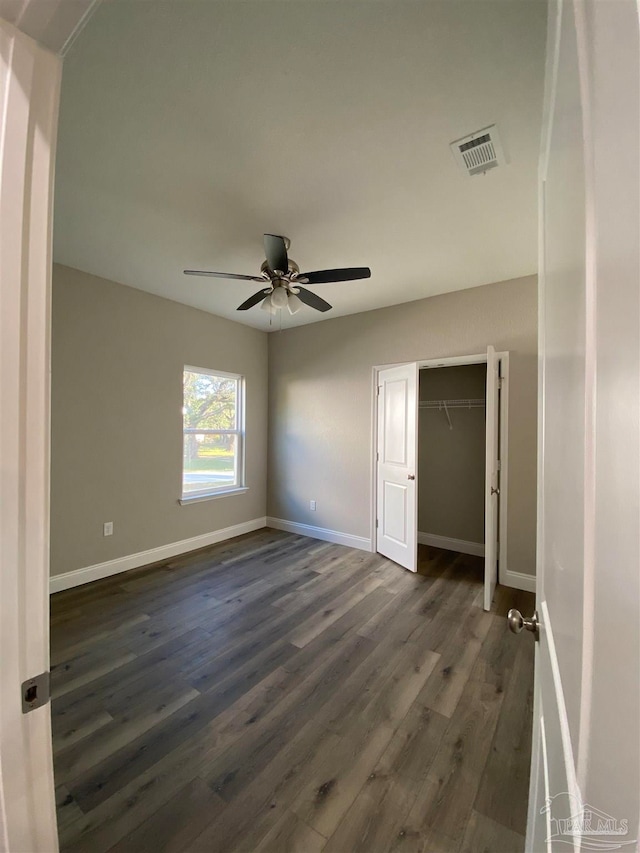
xmin=184 ymin=234 xmax=371 ymax=315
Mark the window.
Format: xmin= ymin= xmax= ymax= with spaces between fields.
xmin=181 ymin=367 xmax=245 ymax=501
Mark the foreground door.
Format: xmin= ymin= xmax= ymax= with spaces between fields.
xmin=525 ymin=1 xmax=640 ymax=850
xmin=484 ymin=345 xmax=499 ymax=610
xmin=0 ymin=18 xmax=62 ymax=852
xmin=376 ymin=363 xmax=418 ymax=572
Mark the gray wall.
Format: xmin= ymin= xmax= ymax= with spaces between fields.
xmin=268 ymin=274 xmax=538 ymax=576
xmin=418 ymin=365 xmax=486 ymax=543
xmin=51 ymin=267 xmax=537 ymax=578
xmin=50 ymin=264 xmax=268 ymax=577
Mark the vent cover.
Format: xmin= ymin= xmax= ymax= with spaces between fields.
xmin=450 ymin=125 xmax=505 ymax=176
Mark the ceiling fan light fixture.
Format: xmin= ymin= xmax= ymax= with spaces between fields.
xmin=260 ymin=296 xmax=277 ymax=314
xmin=287 ymin=294 xmax=303 ymax=315
xmin=270 ymin=285 xmax=289 ymax=310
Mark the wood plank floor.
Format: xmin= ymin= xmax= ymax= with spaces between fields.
xmin=51 ymin=528 xmax=535 ymax=853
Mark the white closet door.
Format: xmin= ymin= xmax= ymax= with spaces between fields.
xmin=484 ymin=345 xmax=499 ymax=610
xmin=376 ymin=363 xmax=418 ymax=572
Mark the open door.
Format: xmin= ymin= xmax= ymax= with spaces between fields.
xmin=521 ymin=1 xmax=640 ymax=850
xmin=484 ymin=345 xmax=499 ymax=610
xmin=0 ymin=16 xmax=63 ymax=852
xmin=376 ymin=363 xmax=418 ymax=572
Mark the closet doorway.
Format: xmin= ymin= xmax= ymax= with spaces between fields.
xmin=373 ymin=349 xmax=508 ymax=610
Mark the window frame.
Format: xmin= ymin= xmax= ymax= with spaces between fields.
xmin=179 ymin=365 xmax=247 ymax=504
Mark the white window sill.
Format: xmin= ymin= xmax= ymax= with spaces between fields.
xmin=179 ymin=487 xmax=249 ymax=506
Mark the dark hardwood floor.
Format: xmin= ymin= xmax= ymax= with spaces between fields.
xmin=51 ymin=528 xmax=535 ymax=853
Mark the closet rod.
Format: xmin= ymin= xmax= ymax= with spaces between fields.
xmin=419 ymin=398 xmax=485 ymax=409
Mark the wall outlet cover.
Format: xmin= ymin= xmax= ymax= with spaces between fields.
xmin=103 ymin=522 xmax=113 ymax=536
xmin=309 ymin=500 xmax=317 ymax=511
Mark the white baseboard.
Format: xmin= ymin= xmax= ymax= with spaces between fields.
xmin=266 ymin=517 xmax=372 ymax=553
xmin=50 ymin=517 xmax=268 ymax=594
xmin=501 ymin=569 xmax=536 ymax=593
xmin=418 ymin=531 xmax=485 ymax=558
xmin=50 ymin=515 xmax=535 ymax=595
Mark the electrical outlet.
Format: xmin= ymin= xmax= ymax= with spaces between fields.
xmin=310 ymin=500 xmax=316 ymax=511
xmin=103 ymin=521 xmax=113 ymax=537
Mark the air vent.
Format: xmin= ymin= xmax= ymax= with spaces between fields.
xmin=450 ymin=125 xmax=506 ymax=176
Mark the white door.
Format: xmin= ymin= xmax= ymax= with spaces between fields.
xmin=524 ymin=1 xmax=640 ymax=850
xmin=376 ymin=363 xmax=418 ymax=572
xmin=484 ymin=345 xmax=499 ymax=610
xmin=0 ymin=17 xmax=62 ymax=853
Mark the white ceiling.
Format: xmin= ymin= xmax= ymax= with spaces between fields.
xmin=54 ymin=0 xmax=547 ymax=331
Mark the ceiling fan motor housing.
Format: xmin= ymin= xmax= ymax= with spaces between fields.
xmin=261 ymin=259 xmax=300 ymax=279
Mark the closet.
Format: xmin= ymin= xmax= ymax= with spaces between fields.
xmin=418 ymin=364 xmax=487 ymax=556
xmin=375 ymin=348 xmax=503 ymax=608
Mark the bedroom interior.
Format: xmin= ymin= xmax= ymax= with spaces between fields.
xmin=3 ymin=0 xmax=638 ymax=851
xmin=46 ymin=2 xmax=544 ymax=849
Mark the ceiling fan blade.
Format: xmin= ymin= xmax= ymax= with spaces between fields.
xmin=264 ymin=234 xmax=289 ymax=273
xmin=237 ymin=290 xmax=269 ymax=311
xmin=298 ymin=267 xmax=371 ymax=285
xmin=295 ymin=286 xmax=332 ymax=313
xmin=184 ymin=270 xmax=265 ymax=281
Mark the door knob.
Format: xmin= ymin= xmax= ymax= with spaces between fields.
xmin=407 ymin=474 xmax=415 ymax=480
xmin=491 ymin=486 xmax=500 ymax=496
xmin=507 ymin=609 xmax=539 ymax=639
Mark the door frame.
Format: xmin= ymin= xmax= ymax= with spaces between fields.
xmin=370 ymin=351 xmax=510 ymax=586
